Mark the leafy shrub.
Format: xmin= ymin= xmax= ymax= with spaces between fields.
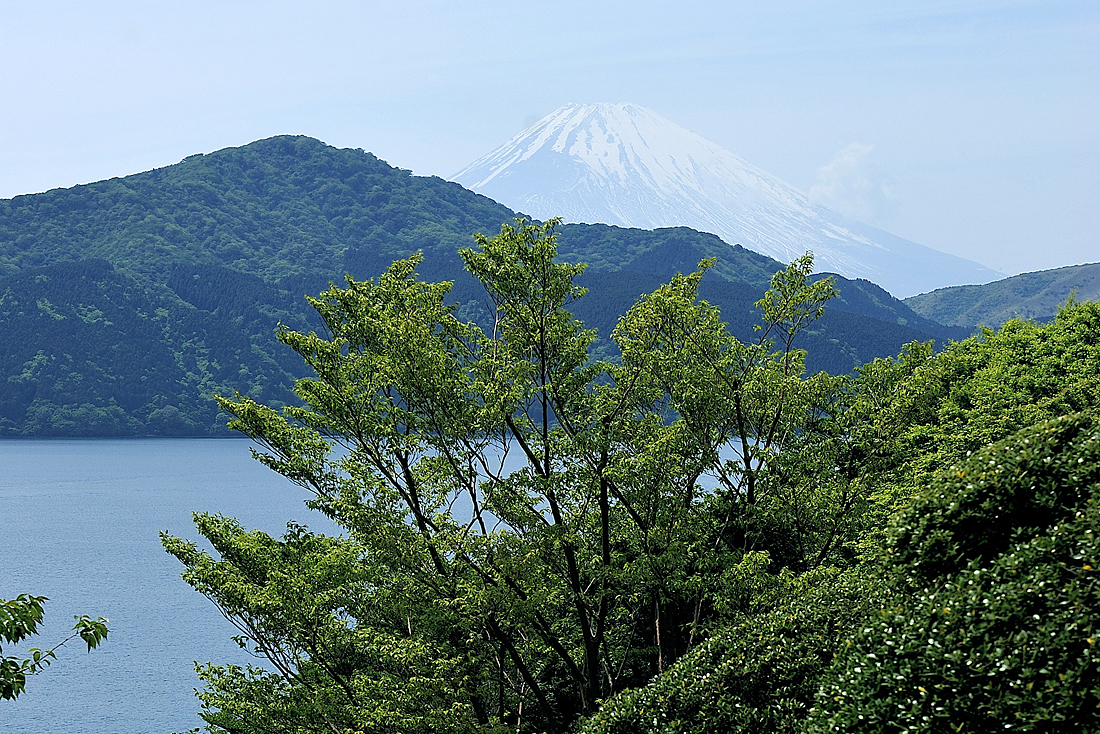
xmin=808 ymin=413 xmax=1100 ymax=731
xmin=581 ymin=569 xmax=878 ymax=734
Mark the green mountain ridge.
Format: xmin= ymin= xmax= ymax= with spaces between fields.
xmin=1 ymin=135 xmax=967 ymax=436
xmin=0 ymin=135 xmax=514 ymax=284
xmin=904 ymin=261 xmax=1100 ymax=328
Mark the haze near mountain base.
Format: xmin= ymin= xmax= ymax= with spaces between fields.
xmin=453 ymin=103 xmax=1002 ymax=298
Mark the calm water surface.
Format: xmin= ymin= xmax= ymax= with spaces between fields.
xmin=0 ymin=439 xmax=337 ymax=733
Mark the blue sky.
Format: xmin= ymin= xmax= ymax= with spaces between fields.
xmin=1 ymin=1 xmax=1095 ymax=276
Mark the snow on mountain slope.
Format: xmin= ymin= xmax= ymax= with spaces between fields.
xmin=453 ymin=103 xmax=1003 ymax=297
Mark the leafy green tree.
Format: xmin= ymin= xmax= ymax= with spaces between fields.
xmin=1 ymin=594 xmax=108 ymax=700
xmin=781 ymin=301 xmax=1100 ymax=563
xmin=847 ymin=301 xmax=1100 ymax=497
xmin=163 ymin=219 xmax=847 ymax=733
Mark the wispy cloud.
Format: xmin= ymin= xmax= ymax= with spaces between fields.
xmin=809 ymin=143 xmax=898 ymax=224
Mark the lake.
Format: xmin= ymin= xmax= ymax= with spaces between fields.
xmin=0 ymin=439 xmax=338 ymax=733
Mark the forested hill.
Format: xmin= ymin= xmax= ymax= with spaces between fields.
xmin=904 ymin=261 xmax=1100 ymax=328
xmin=0 ymin=135 xmax=515 ymax=287
xmin=1 ymin=136 xmax=959 ymax=436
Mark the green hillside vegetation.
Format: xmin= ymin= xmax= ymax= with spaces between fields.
xmin=158 ymin=221 xmax=1100 ymax=733
xmin=2 ymin=136 xmax=961 ymax=436
xmin=0 ymin=136 xmax=513 ymax=284
xmin=905 ymin=261 xmax=1100 ymax=328
xmin=0 ymin=259 xmax=309 ymax=435
xmin=812 ymin=272 xmax=968 ymax=340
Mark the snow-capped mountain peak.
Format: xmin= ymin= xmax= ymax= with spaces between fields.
xmin=453 ymin=103 xmax=1002 ymax=297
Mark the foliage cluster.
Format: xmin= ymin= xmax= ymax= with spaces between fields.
xmin=581 ymin=568 xmax=877 ymax=734
xmin=810 ymin=413 xmax=1100 ymax=731
xmin=161 ymin=219 xmax=860 ymax=732
xmin=1 ymin=594 xmax=108 ymax=701
xmin=845 ymin=300 xmax=1100 ymax=503
xmin=584 ymin=413 xmax=1100 ymax=733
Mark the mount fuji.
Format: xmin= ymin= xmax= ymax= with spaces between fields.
xmin=453 ymin=103 xmax=1003 ymax=298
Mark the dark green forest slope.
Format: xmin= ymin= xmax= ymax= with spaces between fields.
xmin=1 ymin=136 xmax=960 ymax=436
xmin=905 ymin=261 xmax=1100 ymax=327
xmin=0 ymin=259 xmax=308 ymax=435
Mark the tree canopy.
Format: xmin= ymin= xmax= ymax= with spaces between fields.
xmin=163 ymin=219 xmax=1100 ymax=732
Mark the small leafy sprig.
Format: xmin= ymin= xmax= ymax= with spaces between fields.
xmin=1 ymin=594 xmax=109 ymax=700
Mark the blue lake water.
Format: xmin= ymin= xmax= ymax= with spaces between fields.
xmin=0 ymin=439 xmax=338 ymax=733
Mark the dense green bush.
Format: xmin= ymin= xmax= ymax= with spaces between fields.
xmin=808 ymin=414 xmax=1100 ymax=731
xmin=581 ymin=569 xmax=879 ymax=734
xmin=583 ymin=410 xmax=1100 ymax=734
